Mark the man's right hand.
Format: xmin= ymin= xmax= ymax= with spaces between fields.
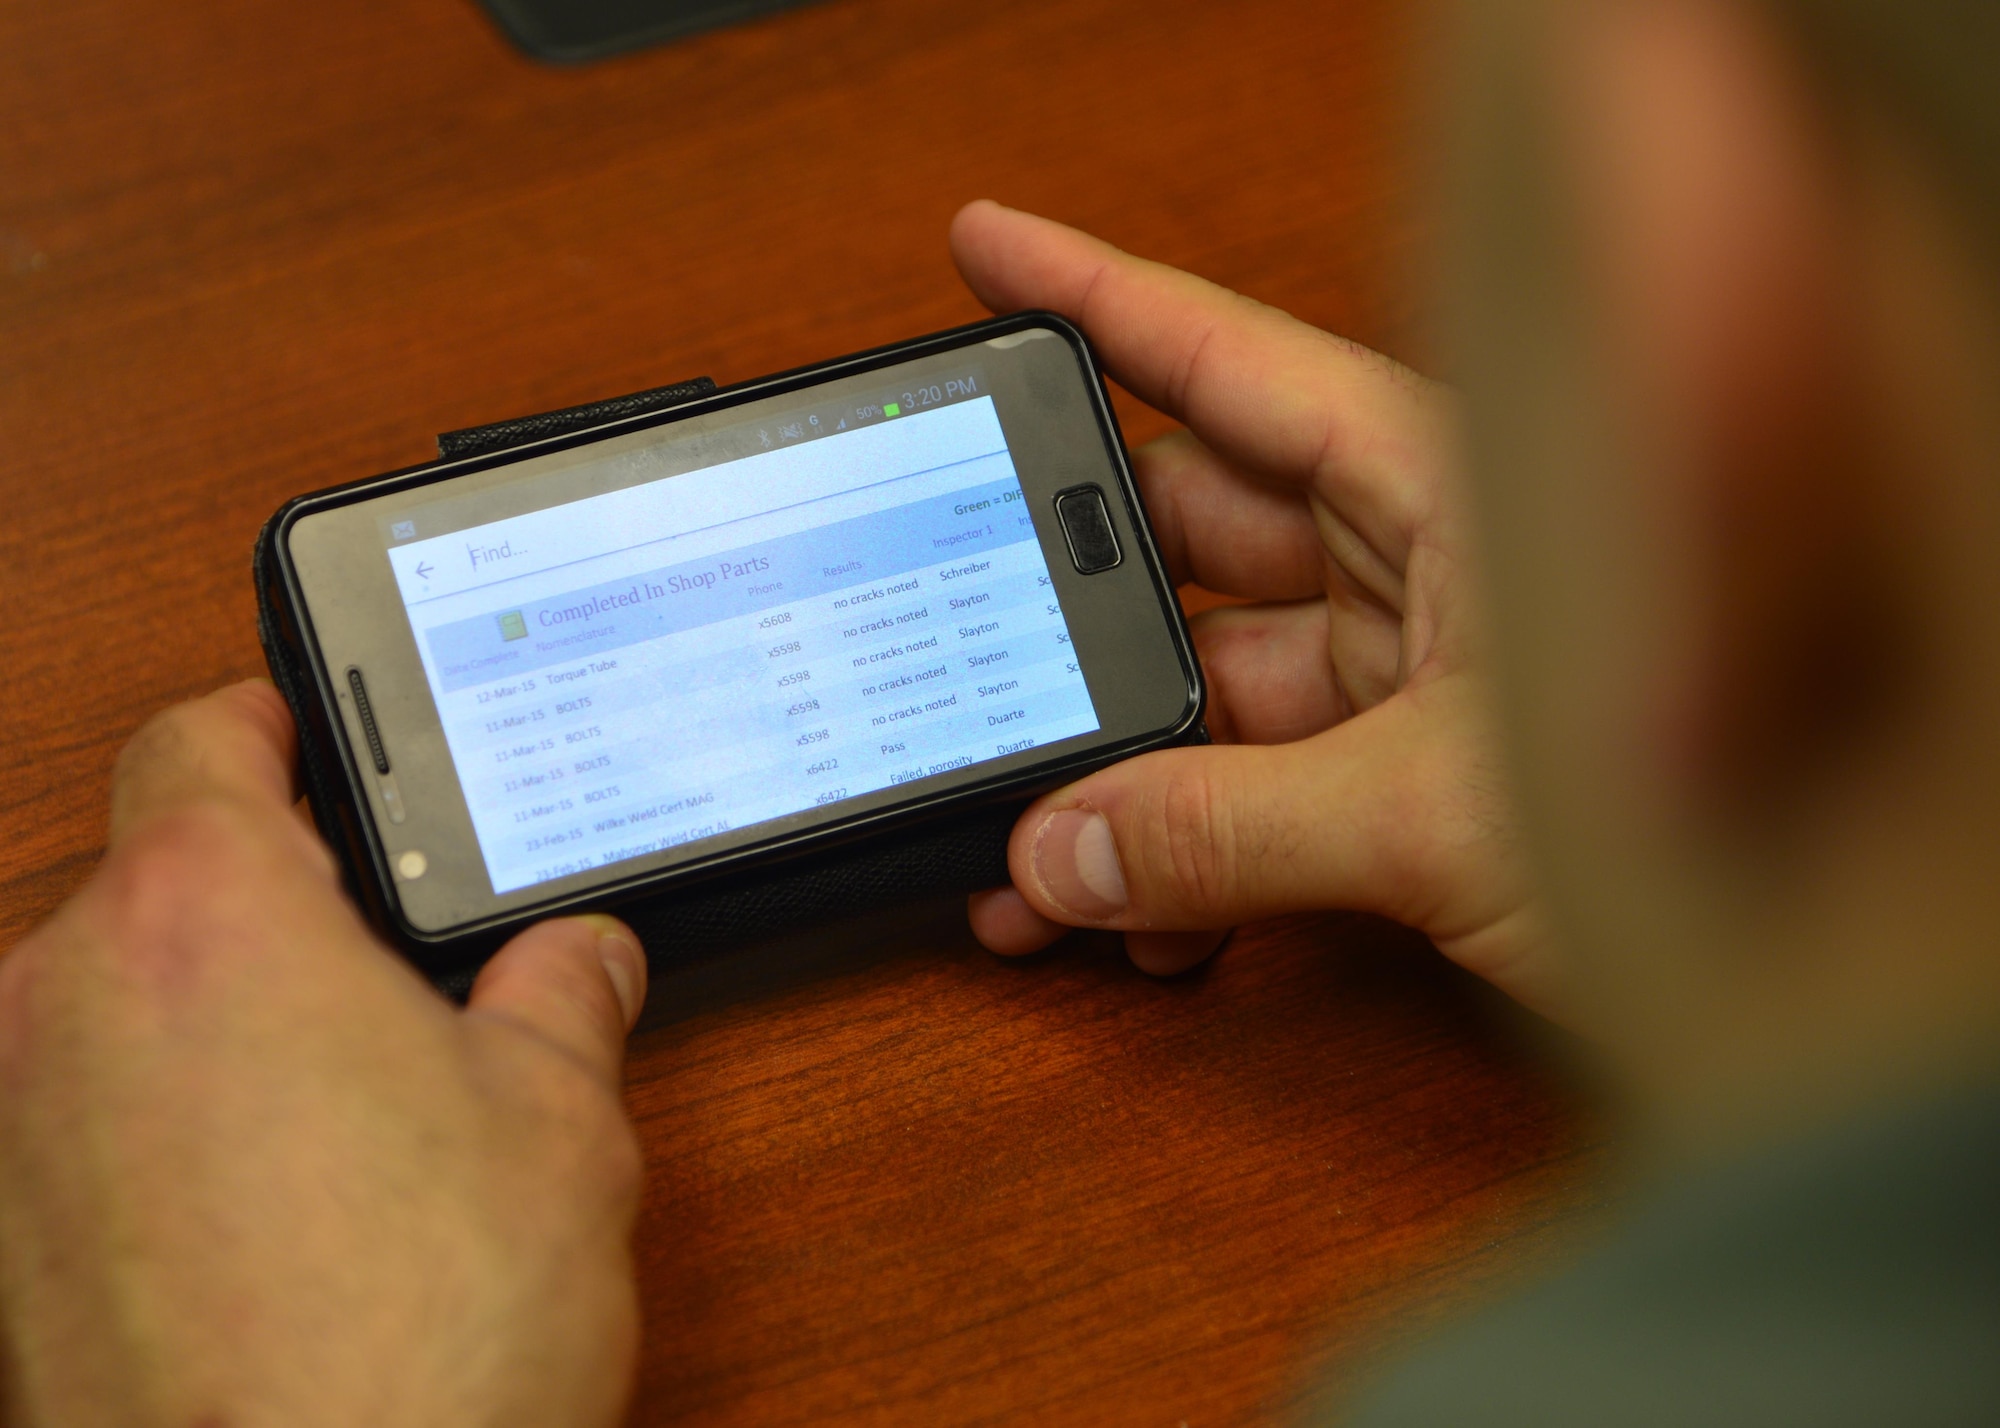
xmin=953 ymin=203 xmax=1562 ymax=1020
xmin=0 ymin=681 xmax=650 ymax=1427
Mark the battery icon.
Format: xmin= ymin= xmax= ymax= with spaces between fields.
xmin=883 ymin=402 xmax=901 ymax=417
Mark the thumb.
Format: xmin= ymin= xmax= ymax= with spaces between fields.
xmin=1008 ymin=698 xmax=1461 ymax=935
xmin=465 ymin=915 xmax=647 ymax=1088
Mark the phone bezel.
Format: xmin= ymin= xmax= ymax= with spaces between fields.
xmin=268 ymin=312 xmax=1203 ymax=957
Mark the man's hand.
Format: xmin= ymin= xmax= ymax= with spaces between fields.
xmin=0 ymin=681 xmax=649 ymax=1427
xmin=954 ymin=202 xmax=1560 ymax=1017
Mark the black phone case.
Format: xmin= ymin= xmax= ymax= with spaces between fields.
xmin=255 ymin=320 xmax=1206 ymax=1001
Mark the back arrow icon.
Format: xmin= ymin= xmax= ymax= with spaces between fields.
xmin=415 ymin=562 xmax=434 ymax=579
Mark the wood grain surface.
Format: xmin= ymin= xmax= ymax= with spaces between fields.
xmin=0 ymin=0 xmax=1606 ymax=1422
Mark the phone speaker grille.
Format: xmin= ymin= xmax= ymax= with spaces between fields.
xmin=346 ymin=668 xmax=391 ymax=775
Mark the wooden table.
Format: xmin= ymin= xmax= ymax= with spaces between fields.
xmin=0 ymin=0 xmax=1605 ymax=1421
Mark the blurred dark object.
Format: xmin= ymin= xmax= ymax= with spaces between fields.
xmin=475 ymin=0 xmax=821 ymax=61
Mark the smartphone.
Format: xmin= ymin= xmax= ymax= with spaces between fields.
xmin=259 ymin=313 xmax=1203 ymax=968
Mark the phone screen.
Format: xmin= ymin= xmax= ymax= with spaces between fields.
xmin=381 ymin=386 xmax=1098 ymax=895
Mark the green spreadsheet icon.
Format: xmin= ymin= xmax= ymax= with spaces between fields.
xmin=498 ymin=610 xmax=528 ymax=641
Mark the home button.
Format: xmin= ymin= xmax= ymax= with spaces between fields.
xmin=1054 ymin=485 xmax=1122 ymax=574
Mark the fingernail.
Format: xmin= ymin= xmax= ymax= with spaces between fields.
xmin=583 ymin=916 xmax=645 ymax=1026
xmin=1033 ymin=808 xmax=1128 ymax=919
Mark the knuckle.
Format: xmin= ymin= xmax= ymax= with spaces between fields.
xmin=527 ymin=1071 xmax=644 ymax=1200
xmin=111 ymin=802 xmax=254 ymax=892
xmin=0 ymin=805 xmax=265 ymax=1062
xmin=93 ymin=804 xmax=267 ymax=973
xmin=113 ymin=702 xmax=202 ymax=784
xmin=1188 ymin=608 xmax=1263 ymax=667
xmin=1147 ymin=766 xmax=1240 ymax=916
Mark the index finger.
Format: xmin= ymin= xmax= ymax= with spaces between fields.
xmin=109 ymin=680 xmax=304 ymax=848
xmin=949 ymin=201 xmax=1451 ymax=567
